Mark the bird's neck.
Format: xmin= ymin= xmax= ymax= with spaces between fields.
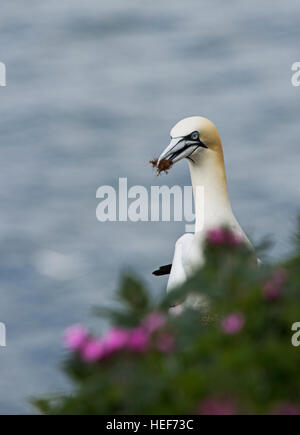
xmin=188 ymin=150 xmax=235 ymax=233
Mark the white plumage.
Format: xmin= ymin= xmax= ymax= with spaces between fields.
xmin=156 ymin=116 xmax=253 ymax=299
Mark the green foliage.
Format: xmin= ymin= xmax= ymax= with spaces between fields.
xmin=33 ymin=227 xmax=300 ymax=415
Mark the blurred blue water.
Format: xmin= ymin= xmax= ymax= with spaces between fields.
xmin=1 ymin=0 xmax=300 ymax=414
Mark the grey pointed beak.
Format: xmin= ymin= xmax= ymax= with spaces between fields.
xmin=158 ymin=137 xmax=201 ymax=165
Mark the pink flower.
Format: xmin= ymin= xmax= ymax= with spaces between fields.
xmin=262 ymin=282 xmax=281 ymax=301
xmin=207 ymin=228 xmax=242 ymax=246
xmin=141 ymin=312 xmax=166 ymax=333
xmin=221 ymin=312 xmax=245 ymax=335
xmin=262 ymin=268 xmax=288 ymax=301
xmin=198 ymin=396 xmax=237 ymax=415
xmin=156 ymin=332 xmax=175 ymax=354
xmin=81 ymin=338 xmax=107 ymax=362
xmin=207 ymin=228 xmax=226 ymax=244
xmin=128 ymin=327 xmax=149 ymax=352
xmin=105 ymin=327 xmax=131 ymax=354
xmin=272 ymin=268 xmax=288 ymax=286
xmin=63 ymin=324 xmax=89 ymax=351
xmin=272 ymin=402 xmax=300 ymax=415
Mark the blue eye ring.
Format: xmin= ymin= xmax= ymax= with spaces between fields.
xmin=191 ymin=131 xmax=199 ymax=140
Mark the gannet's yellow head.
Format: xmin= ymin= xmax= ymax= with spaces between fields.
xmin=158 ymin=116 xmax=224 ymax=166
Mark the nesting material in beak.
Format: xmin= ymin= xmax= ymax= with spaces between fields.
xmin=149 ymin=158 xmax=173 ymax=175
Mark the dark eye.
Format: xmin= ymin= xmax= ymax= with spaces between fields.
xmin=191 ymin=131 xmax=199 ymax=140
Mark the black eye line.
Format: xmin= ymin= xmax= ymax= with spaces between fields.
xmin=170 ymin=133 xmax=208 ymax=149
xmin=186 ymin=132 xmax=208 ymax=149
xmin=185 ymin=131 xmax=199 ymax=141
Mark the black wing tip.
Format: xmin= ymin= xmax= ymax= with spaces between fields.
xmin=152 ymin=264 xmax=172 ymax=276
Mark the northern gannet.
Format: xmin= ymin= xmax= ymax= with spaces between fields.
xmin=152 ymin=116 xmax=253 ymax=302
